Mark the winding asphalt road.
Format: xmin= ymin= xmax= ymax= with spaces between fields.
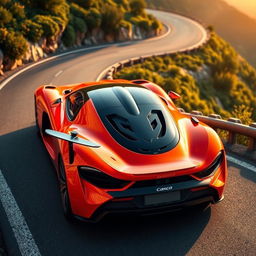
xmin=0 ymin=10 xmax=255 ymax=256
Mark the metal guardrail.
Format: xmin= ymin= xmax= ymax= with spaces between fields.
xmin=181 ymin=110 xmax=256 ymax=152
xmin=103 ymin=48 xmax=209 ymax=80
xmin=100 ymin=24 xmax=210 ymax=81
xmin=99 ymin=25 xmax=256 ymax=154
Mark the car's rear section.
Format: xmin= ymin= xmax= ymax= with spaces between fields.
xmin=67 ymin=149 xmax=227 ymax=222
xmin=34 ymin=80 xmax=227 ymax=222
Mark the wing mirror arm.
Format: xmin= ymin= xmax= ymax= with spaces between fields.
xmin=45 ymin=129 xmax=100 ymax=164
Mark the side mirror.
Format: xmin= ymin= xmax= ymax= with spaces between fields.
xmin=168 ymin=91 xmax=180 ymax=101
xmin=45 ymin=129 xmax=100 ymax=148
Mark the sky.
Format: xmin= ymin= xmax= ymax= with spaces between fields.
xmin=224 ymin=0 xmax=256 ymax=19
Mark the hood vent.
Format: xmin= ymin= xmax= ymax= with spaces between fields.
xmin=88 ymin=85 xmax=179 ymax=154
xmin=107 ymin=114 xmax=137 ymax=141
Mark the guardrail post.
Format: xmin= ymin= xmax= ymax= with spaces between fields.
xmin=248 ymin=123 xmax=256 ymax=151
xmin=191 ymin=110 xmax=203 ymax=116
xmin=177 ymin=108 xmax=185 ymax=113
xmin=208 ymin=114 xmax=222 ymax=131
xmin=227 ymin=118 xmax=242 ymax=144
xmin=209 ymin=114 xmax=222 ymax=119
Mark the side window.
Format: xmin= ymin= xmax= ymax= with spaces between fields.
xmin=66 ymin=91 xmax=84 ymax=120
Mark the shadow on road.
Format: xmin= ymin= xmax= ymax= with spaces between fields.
xmin=239 ymin=168 xmax=256 ymax=183
xmin=0 ymin=126 xmax=211 ymax=256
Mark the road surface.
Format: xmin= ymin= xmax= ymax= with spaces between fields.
xmin=0 ymin=10 xmax=255 ymax=256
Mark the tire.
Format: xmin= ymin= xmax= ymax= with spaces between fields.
xmin=58 ymin=157 xmax=74 ymax=221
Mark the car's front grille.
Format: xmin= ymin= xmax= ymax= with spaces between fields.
xmin=131 ymin=175 xmax=195 ymax=188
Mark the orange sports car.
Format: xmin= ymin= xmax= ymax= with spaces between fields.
xmin=34 ymin=79 xmax=227 ymax=222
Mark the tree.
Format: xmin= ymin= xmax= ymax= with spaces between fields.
xmin=0 ymin=7 xmax=13 ymax=27
xmin=0 ymin=31 xmax=28 ymax=60
xmin=84 ymin=8 xmax=101 ymax=30
xmin=101 ymin=4 xmax=123 ymax=34
xmin=70 ymin=0 xmax=93 ymax=9
xmin=10 ymin=3 xmax=26 ymax=20
xmin=72 ymin=16 xmax=87 ymax=33
xmin=22 ymin=20 xmax=43 ymax=42
xmin=62 ymin=24 xmax=75 ymax=47
xmin=130 ymin=0 xmax=146 ymax=15
xmin=33 ymin=15 xmax=59 ymax=38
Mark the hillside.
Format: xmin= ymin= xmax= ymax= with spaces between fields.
xmin=0 ymin=0 xmax=162 ymax=74
xmin=114 ymin=32 xmax=256 ymax=123
xmin=146 ymin=0 xmax=256 ymax=67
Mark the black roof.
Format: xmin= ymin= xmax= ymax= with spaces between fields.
xmin=87 ymin=84 xmax=179 ymax=154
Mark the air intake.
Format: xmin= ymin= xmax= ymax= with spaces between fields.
xmin=107 ymin=114 xmax=137 ymax=141
xmin=147 ymin=110 xmax=166 ymax=138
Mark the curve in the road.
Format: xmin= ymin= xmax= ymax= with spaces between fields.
xmin=0 ymin=10 xmax=207 ymax=135
xmin=0 ymin=10 xmax=255 ymax=256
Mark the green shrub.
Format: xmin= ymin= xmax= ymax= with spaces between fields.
xmin=84 ymin=8 xmax=101 ymax=30
xmin=137 ymin=18 xmax=151 ymax=32
xmin=114 ymin=0 xmax=130 ymax=11
xmin=0 ymin=7 xmax=13 ymax=27
xmin=50 ymin=1 xmax=69 ymax=25
xmin=72 ymin=16 xmax=87 ymax=33
xmin=22 ymin=19 xmax=43 ymax=42
xmin=51 ymin=16 xmax=67 ymax=31
xmin=62 ymin=24 xmax=75 ymax=47
xmin=130 ymin=0 xmax=146 ymax=15
xmin=119 ymin=19 xmax=132 ymax=30
xmin=151 ymin=19 xmax=162 ymax=30
xmin=9 ymin=2 xmax=26 ymax=20
xmin=33 ymin=15 xmax=59 ymax=38
xmin=231 ymin=104 xmax=253 ymax=145
xmin=101 ymin=4 xmax=124 ymax=34
xmin=33 ymin=0 xmax=67 ymax=12
xmin=71 ymin=0 xmax=93 ymax=9
xmin=213 ymin=72 xmax=237 ymax=92
xmin=0 ymin=0 xmax=10 ymax=6
xmin=0 ymin=31 xmax=28 ymax=60
xmin=70 ymin=3 xmax=87 ymax=20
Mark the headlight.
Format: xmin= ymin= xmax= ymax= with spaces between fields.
xmin=193 ymin=151 xmax=224 ymax=179
xmin=78 ymin=166 xmax=130 ymax=189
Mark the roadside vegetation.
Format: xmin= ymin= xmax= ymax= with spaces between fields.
xmin=114 ymin=31 xmax=256 ymax=123
xmin=146 ymin=0 xmax=256 ymax=68
xmin=0 ymin=0 xmax=162 ymax=72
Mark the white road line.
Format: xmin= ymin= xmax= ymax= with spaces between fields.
xmin=0 ymin=170 xmax=41 ymax=256
xmin=54 ymin=70 xmax=63 ymax=77
xmin=227 ymin=155 xmax=256 ymax=173
xmin=0 ymin=45 xmax=106 ymax=91
xmin=0 ymin=22 xmax=171 ymax=91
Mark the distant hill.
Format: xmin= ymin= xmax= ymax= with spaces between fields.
xmin=146 ymin=0 xmax=256 ymax=67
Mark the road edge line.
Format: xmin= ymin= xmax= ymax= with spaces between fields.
xmin=227 ymin=155 xmax=256 ymax=173
xmin=0 ymin=170 xmax=41 ymax=256
xmin=0 ymin=23 xmax=171 ymax=92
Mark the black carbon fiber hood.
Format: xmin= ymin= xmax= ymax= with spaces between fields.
xmin=88 ymin=85 xmax=179 ymax=154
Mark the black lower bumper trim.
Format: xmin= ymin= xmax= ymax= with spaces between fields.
xmin=75 ymin=194 xmax=220 ymax=223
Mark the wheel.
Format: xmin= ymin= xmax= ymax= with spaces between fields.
xmin=58 ymin=158 xmax=74 ymax=221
